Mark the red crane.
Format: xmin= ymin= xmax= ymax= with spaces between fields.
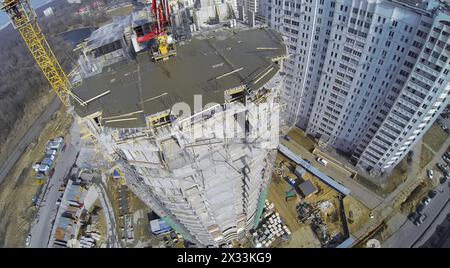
xmin=137 ymin=0 xmax=171 ymax=43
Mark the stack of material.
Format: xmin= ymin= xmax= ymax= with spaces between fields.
xmin=318 ymin=201 xmax=333 ymax=212
xmin=79 ymin=235 xmax=96 ymax=248
xmin=253 ymin=200 xmax=292 ymax=248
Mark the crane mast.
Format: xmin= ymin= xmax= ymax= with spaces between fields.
xmin=1 ymin=0 xmax=83 ymax=106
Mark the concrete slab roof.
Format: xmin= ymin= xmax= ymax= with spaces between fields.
xmin=72 ymin=28 xmax=286 ymax=128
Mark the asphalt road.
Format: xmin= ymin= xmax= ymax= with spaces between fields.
xmin=413 ymin=195 xmax=450 ymax=248
xmin=28 ymin=123 xmax=81 ymax=248
xmin=0 ymin=97 xmax=61 ymax=185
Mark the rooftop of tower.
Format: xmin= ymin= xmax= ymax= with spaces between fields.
xmin=72 ymin=27 xmax=286 ymax=129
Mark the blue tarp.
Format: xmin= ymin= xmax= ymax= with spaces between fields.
xmin=279 ymin=144 xmax=351 ymax=196
xmin=150 ymin=219 xmax=172 ymax=235
xmin=336 ymin=236 xmax=356 ymax=248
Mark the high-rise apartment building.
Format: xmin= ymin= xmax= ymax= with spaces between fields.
xmin=237 ymin=0 xmax=269 ymax=22
xmin=71 ymin=5 xmax=287 ymax=247
xmin=269 ymin=0 xmax=450 ymax=175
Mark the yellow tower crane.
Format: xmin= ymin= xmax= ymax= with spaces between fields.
xmin=0 ymin=0 xmax=84 ymax=106
xmin=1 ymin=0 xmax=125 ymax=181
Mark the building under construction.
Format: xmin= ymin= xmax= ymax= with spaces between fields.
xmin=70 ymin=1 xmax=287 ymax=247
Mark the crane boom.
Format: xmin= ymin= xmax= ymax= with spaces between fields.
xmin=1 ymin=0 xmax=82 ymax=106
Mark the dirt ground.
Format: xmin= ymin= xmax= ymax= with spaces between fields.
xmin=420 ymin=146 xmax=434 ymax=169
xmin=283 ymin=226 xmax=322 ymax=248
xmin=383 ymin=158 xmax=409 ymax=193
xmin=354 ymin=174 xmax=386 ymax=196
xmin=93 ymin=200 xmax=107 ymax=245
xmin=128 ymin=192 xmax=154 ymax=247
xmin=423 ymin=124 xmax=448 ymax=152
xmin=105 ymin=178 xmax=124 ymax=245
xmin=268 ymin=173 xmax=301 ymax=229
xmin=400 ymin=180 xmax=435 ymax=214
xmin=286 ymin=128 xmax=316 ymax=152
xmin=0 ymin=106 xmax=73 ymax=247
xmin=344 ymin=196 xmax=371 ymax=235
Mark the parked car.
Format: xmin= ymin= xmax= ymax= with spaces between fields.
xmin=31 ymin=196 xmax=41 ymax=206
xmin=437 ymin=163 xmax=448 ymax=173
xmin=25 ymin=234 xmax=31 ymax=247
xmin=440 ymin=176 xmax=448 ymax=185
xmin=443 ymin=155 xmax=450 ymax=164
xmin=422 ymin=197 xmax=431 ymax=206
xmin=414 ymin=214 xmax=427 ymax=226
xmin=428 ymin=190 xmax=437 ymax=199
xmin=316 ymin=157 xmax=328 ymax=166
xmin=408 ymin=212 xmax=419 ymax=223
xmin=416 ymin=203 xmax=425 ymax=214
xmin=288 ymin=177 xmax=296 ymax=185
xmin=303 ymin=159 xmax=311 ymax=165
xmin=427 ymin=169 xmax=434 ymax=179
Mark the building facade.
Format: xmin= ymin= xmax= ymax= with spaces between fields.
xmin=237 ymin=0 xmax=269 ymax=22
xmin=269 ymin=0 xmax=450 ymax=174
